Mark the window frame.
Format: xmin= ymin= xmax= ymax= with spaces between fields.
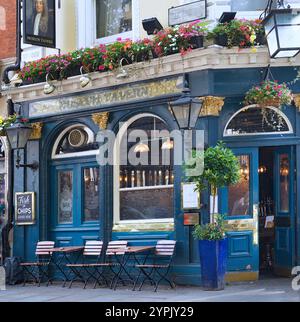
xmin=223 ymin=105 xmax=293 ymax=137
xmin=76 ymin=0 xmax=140 ymax=48
xmin=113 ymin=113 xmax=174 ymax=225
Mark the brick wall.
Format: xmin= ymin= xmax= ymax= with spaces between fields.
xmin=0 ymin=1 xmax=16 ymax=59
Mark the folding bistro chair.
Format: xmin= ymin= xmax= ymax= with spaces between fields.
xmin=66 ymin=241 xmax=104 ymax=289
xmin=92 ymin=240 xmax=128 ymax=290
xmin=133 ymin=240 xmax=176 ymax=292
xmin=20 ymin=241 xmax=55 ymax=287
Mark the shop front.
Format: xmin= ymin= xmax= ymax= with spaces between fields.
xmin=8 ymin=52 xmax=300 ymax=285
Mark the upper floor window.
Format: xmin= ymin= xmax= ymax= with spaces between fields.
xmin=96 ymin=0 xmax=132 ymax=39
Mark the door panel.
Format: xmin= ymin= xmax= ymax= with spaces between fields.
xmin=273 ymin=147 xmax=295 ymax=276
xmin=50 ymin=162 xmax=101 ymax=248
xmin=220 ymin=147 xmax=259 ymax=275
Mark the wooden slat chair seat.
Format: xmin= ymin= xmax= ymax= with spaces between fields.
xmin=21 ymin=241 xmax=55 ymax=287
xmin=66 ymin=241 xmax=104 ymax=289
xmin=133 ymin=240 xmax=176 ymax=292
xmin=91 ymin=240 xmax=128 ymax=290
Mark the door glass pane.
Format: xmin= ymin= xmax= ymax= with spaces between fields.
xmin=279 ymin=154 xmax=289 ymax=212
xmin=83 ymin=168 xmax=100 ymax=221
xmin=228 ymin=155 xmax=250 ymax=216
xmin=96 ymin=0 xmax=132 ymax=38
xmin=58 ymin=171 xmax=73 ymax=223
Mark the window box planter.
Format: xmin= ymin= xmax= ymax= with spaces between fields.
xmin=190 ymin=35 xmax=204 ymax=49
xmin=215 ymin=34 xmax=228 ymax=47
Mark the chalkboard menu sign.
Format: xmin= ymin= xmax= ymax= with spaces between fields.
xmin=15 ymin=192 xmax=36 ymax=225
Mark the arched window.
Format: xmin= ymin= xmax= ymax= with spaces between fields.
xmin=113 ymin=114 xmax=174 ymax=225
xmin=51 ymin=124 xmax=98 ymax=159
xmin=224 ymin=105 xmax=293 ymax=136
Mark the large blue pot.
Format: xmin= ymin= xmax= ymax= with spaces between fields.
xmin=198 ymin=238 xmax=227 ymax=290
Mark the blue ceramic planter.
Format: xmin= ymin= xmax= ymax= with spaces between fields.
xmin=198 ymin=238 xmax=227 ymax=290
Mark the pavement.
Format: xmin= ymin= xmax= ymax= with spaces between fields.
xmin=0 ymin=276 xmax=299 ymax=302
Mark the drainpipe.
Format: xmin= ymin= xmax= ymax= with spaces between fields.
xmin=2 ymin=0 xmax=22 ymax=84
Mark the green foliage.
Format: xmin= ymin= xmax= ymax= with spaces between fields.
xmin=186 ymin=142 xmax=241 ymax=194
xmin=208 ymin=18 xmax=265 ymax=49
xmin=192 ymin=214 xmax=226 ymax=240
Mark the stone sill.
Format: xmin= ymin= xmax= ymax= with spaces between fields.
xmin=4 ymin=45 xmax=300 ymax=103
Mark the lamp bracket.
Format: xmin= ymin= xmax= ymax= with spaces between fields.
xmin=16 ymin=161 xmax=39 ymax=170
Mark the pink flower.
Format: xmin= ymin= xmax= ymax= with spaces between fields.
xmin=98 ymin=65 xmax=105 ymax=71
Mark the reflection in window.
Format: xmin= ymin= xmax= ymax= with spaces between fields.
xmin=96 ymin=0 xmax=132 ymax=39
xmin=224 ymin=107 xmax=291 ymax=136
xmin=279 ymin=154 xmax=289 ymax=212
xmin=228 ymin=155 xmax=250 ymax=216
xmin=119 ymin=116 xmax=174 ymax=221
xmin=84 ymin=168 xmax=100 ymax=221
xmin=58 ymin=171 xmax=73 ymax=223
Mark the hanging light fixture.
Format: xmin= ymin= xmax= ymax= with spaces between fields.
xmin=169 ymin=74 xmax=204 ymax=129
xmin=116 ymin=58 xmax=129 ymax=79
xmin=258 ymin=165 xmax=267 ymax=174
xmin=161 ymin=137 xmax=174 ymax=150
xmin=262 ymin=0 xmax=300 ymax=58
xmin=79 ymin=66 xmax=91 ymax=88
xmin=43 ymin=73 xmax=56 ymax=94
xmin=133 ymin=141 xmax=150 ymax=153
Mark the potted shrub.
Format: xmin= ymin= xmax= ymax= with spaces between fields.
xmin=186 ymin=142 xmax=240 ymax=290
xmin=193 ymin=214 xmax=227 ymax=290
xmin=244 ymin=80 xmax=293 ymax=107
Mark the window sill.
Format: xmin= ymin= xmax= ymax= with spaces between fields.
xmin=112 ymin=220 xmax=174 ymax=232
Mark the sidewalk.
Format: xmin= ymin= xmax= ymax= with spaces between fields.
xmin=0 ymin=277 xmax=299 ymax=302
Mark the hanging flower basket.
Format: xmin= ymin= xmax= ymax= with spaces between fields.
xmin=243 ymin=80 xmax=293 ymax=108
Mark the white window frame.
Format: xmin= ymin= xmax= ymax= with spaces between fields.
xmin=113 ymin=113 xmax=174 ymax=225
xmin=223 ymin=105 xmax=294 ymax=137
xmin=51 ymin=124 xmax=98 ymax=160
xmin=76 ymin=0 xmax=140 ymax=48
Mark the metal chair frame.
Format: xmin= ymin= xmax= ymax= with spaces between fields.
xmin=133 ymin=240 xmax=176 ymax=292
xmin=20 ymin=241 xmax=55 ymax=287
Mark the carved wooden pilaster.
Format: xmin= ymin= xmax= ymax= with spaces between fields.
xmin=92 ymin=112 xmax=109 ymax=130
xmin=29 ymin=122 xmax=43 ymax=140
xmin=199 ymin=96 xmax=225 ymax=117
xmin=293 ymin=94 xmax=300 ymax=111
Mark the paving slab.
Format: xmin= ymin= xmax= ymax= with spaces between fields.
xmin=0 ymin=277 xmax=298 ymax=302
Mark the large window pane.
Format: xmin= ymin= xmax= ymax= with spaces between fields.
xmin=96 ymin=0 xmax=132 ymax=39
xmin=83 ymin=167 xmax=100 ymax=221
xmin=120 ymin=187 xmax=174 ymax=220
xmin=279 ymin=154 xmax=289 ymax=212
xmin=58 ymin=171 xmax=73 ymax=223
xmin=228 ymin=155 xmax=250 ymax=216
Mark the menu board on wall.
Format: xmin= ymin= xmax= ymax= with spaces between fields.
xmin=181 ymin=183 xmax=200 ymax=210
xmin=15 ymin=192 xmax=36 ymax=225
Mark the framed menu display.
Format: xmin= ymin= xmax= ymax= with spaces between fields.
xmin=181 ymin=182 xmax=200 ymax=210
xmin=15 ymin=192 xmax=36 ymax=225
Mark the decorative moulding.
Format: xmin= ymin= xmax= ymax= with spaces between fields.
xmin=29 ymin=122 xmax=43 ymax=140
xmin=199 ymin=96 xmax=225 ymax=116
xmin=293 ymin=94 xmax=300 ymax=111
xmin=92 ymin=112 xmax=109 ymax=130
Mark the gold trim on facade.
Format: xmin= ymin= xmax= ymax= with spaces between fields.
xmin=225 ymin=271 xmax=259 ymax=282
xmin=92 ymin=112 xmax=109 ymax=130
xmin=29 ymin=122 xmax=43 ymax=140
xmin=293 ymin=94 xmax=300 ymax=111
xmin=112 ymin=222 xmax=175 ymax=232
xmin=199 ymin=96 xmax=225 ymax=117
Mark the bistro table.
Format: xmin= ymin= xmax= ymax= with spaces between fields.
xmin=108 ymin=246 xmax=155 ymax=290
xmin=50 ymin=246 xmax=84 ymax=287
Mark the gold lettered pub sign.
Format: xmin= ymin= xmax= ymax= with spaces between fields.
xmin=29 ymin=76 xmax=183 ymax=118
xmin=15 ymin=192 xmax=36 ymax=225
